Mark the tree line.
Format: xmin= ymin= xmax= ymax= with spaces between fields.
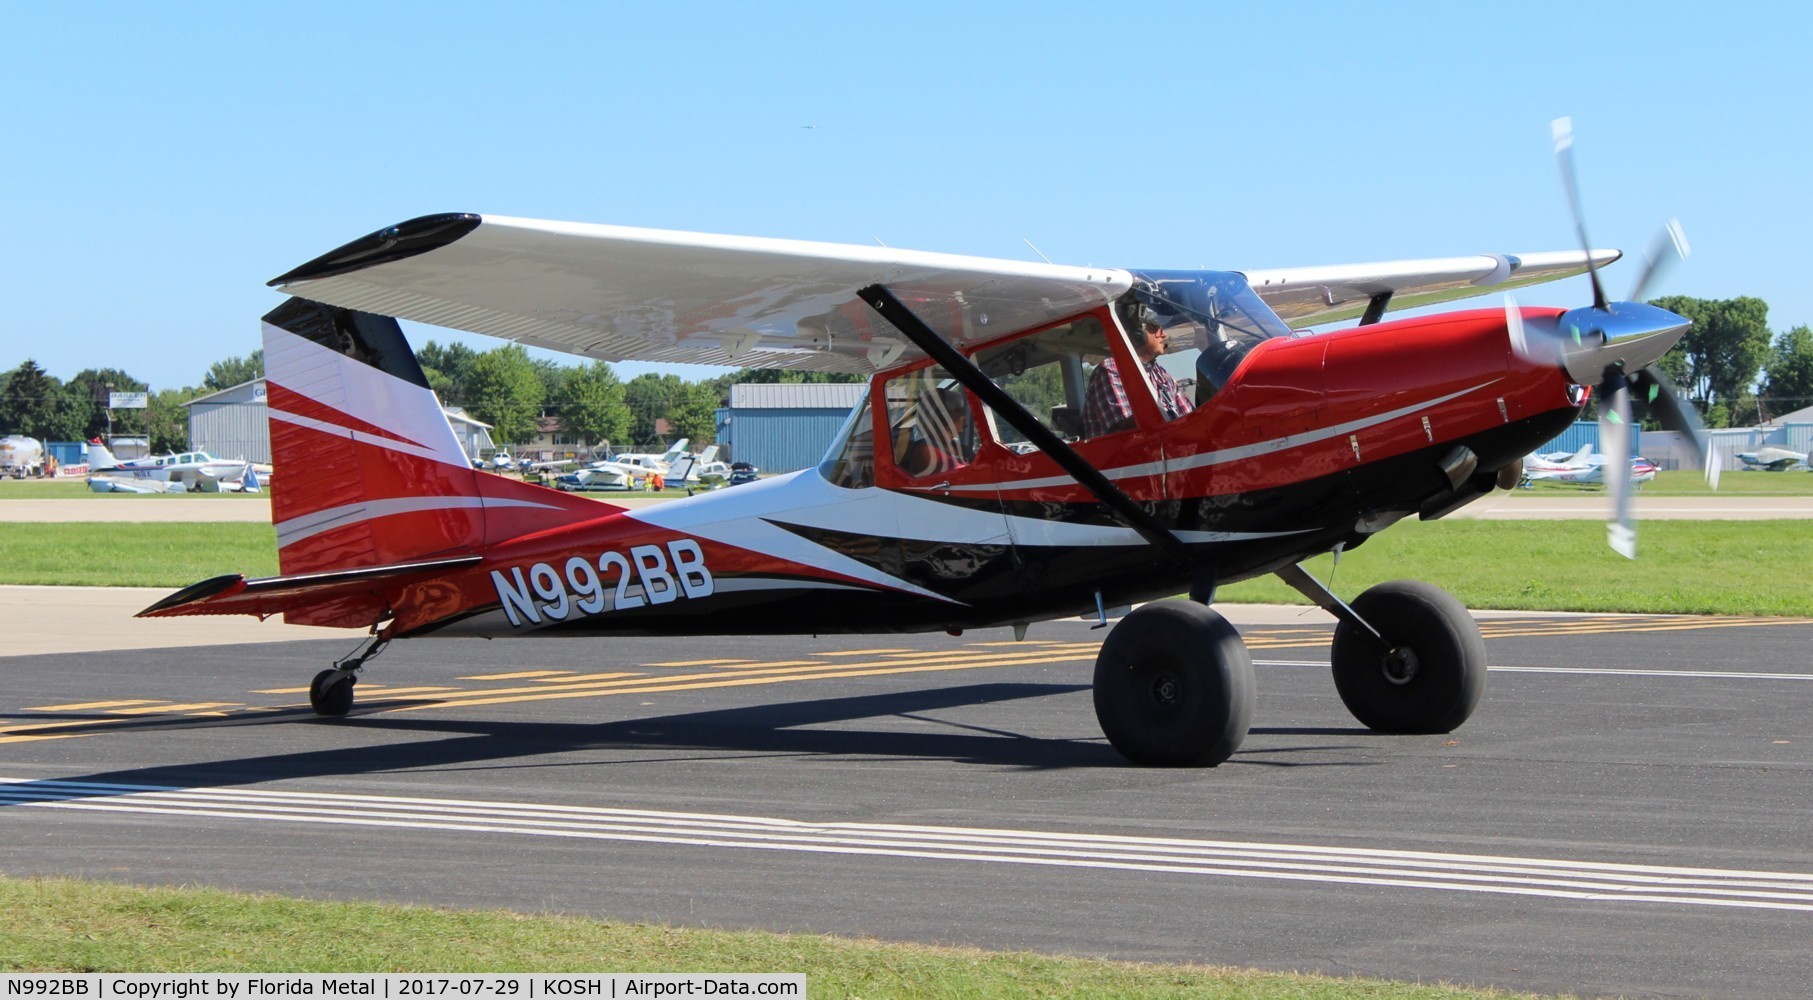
xmin=0 ymin=342 xmax=858 ymax=454
xmin=5 ymin=294 xmax=1810 ymax=451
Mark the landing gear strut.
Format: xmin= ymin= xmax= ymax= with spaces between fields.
xmin=1274 ymin=567 xmax=1486 ymax=734
xmin=309 ymin=633 xmax=390 ymax=717
xmin=1330 ymin=581 xmax=1485 ymax=733
xmin=1092 ymin=600 xmax=1254 ymax=766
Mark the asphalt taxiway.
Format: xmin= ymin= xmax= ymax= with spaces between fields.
xmin=3 ymin=607 xmax=1810 ymax=998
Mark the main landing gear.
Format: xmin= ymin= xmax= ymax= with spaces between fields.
xmin=1093 ymin=601 xmax=1254 ymax=766
xmin=1329 ymin=580 xmax=1485 ymax=733
xmin=1090 ymin=573 xmax=1485 ymax=766
xmin=308 ymin=633 xmax=390 ymax=717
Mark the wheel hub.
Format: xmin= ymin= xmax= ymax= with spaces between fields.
xmin=1382 ymin=647 xmax=1419 ymax=685
xmin=1150 ymin=671 xmax=1182 ymax=707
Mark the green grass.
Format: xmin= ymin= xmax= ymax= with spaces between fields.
xmin=1218 ymin=518 xmax=1813 ymax=616
xmin=0 ymin=876 xmax=1548 ymax=998
xmin=1 ymin=519 xmax=1807 ymax=616
xmin=0 ymin=523 xmax=279 ymax=586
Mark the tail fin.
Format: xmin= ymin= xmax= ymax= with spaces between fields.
xmin=661 ymin=438 xmax=690 ymax=464
xmin=263 ymin=298 xmax=485 ymax=576
xmin=87 ymin=438 xmax=120 ymax=470
xmin=262 ymin=298 xmax=617 ymax=579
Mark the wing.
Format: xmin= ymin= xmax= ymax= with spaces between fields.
xmin=1244 ymin=249 xmax=1620 ymax=326
xmin=270 ymin=214 xmax=1134 ymax=375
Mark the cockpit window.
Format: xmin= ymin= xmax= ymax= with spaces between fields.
xmin=819 ymin=395 xmax=875 ymax=489
xmin=1127 ymin=270 xmax=1291 ymax=405
xmin=882 ymin=366 xmax=980 ymax=480
xmin=974 ymin=316 xmax=1129 ymax=447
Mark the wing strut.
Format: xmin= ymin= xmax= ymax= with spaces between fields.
xmin=858 ymin=284 xmax=1190 ymax=565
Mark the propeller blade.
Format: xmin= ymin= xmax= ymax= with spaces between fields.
xmin=1552 ymin=117 xmax=1608 ymax=312
xmin=1504 ymin=293 xmax=1531 ymax=360
xmin=1706 ymin=442 xmax=1722 ymax=492
xmin=1633 ymin=365 xmax=1709 ymax=477
xmin=1598 ymin=370 xmax=1636 ymax=558
xmin=1627 ymin=219 xmax=1691 ymax=303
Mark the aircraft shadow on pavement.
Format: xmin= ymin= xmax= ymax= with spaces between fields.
xmin=3 ymin=663 xmax=1385 ymax=811
xmin=7 ymin=683 xmax=1107 ymax=799
xmin=6 ymin=682 xmax=1378 ymax=808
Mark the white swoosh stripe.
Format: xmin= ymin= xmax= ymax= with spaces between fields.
xmin=277 ymin=496 xmax=559 ymax=547
xmin=951 ymin=380 xmax=1501 ymax=493
xmin=269 ymin=409 xmax=455 ymax=465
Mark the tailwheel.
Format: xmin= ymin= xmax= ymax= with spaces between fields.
xmin=1093 ymin=600 xmax=1254 ymax=766
xmin=1330 ymin=581 xmax=1485 ymax=734
xmin=308 ymin=634 xmax=389 ymax=717
xmin=308 ymin=668 xmax=356 ymax=717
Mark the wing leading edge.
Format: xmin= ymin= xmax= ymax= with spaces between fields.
xmin=1244 ymin=249 xmax=1621 ymax=327
xmin=271 ymin=215 xmax=1134 ymax=375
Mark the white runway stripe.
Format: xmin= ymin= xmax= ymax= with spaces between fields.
xmin=1251 ymin=659 xmax=1813 ymax=681
xmin=5 ymin=778 xmax=1810 ymax=912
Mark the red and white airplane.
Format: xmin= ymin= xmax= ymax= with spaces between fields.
xmin=142 ymin=125 xmax=1709 ymax=767
xmin=1523 ymin=447 xmax=1660 ymax=485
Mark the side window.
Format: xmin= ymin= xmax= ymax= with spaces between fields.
xmin=819 ymin=396 xmax=876 ymax=489
xmin=975 ymin=317 xmax=1128 ymax=447
xmin=883 ymin=366 xmax=979 ymax=479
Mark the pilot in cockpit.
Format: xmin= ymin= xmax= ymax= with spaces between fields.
xmin=1082 ymin=302 xmax=1194 ymax=437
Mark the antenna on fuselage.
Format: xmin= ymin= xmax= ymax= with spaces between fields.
xmin=1022 ymin=238 xmax=1052 ymax=264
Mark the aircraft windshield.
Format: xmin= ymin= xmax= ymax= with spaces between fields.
xmin=1127 ymin=270 xmax=1291 ymax=404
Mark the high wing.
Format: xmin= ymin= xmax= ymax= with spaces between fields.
xmin=269 ymin=213 xmax=1618 ymax=370
xmin=1245 ymin=250 xmax=1620 ymax=326
xmin=269 ymin=214 xmax=1133 ymax=375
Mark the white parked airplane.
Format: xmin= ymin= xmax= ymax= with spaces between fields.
xmin=86 ymin=440 xmax=249 ymax=489
xmin=554 ymin=438 xmax=691 ymax=491
xmin=1522 ymin=446 xmax=1658 ymax=485
xmin=1735 ymin=446 xmax=1809 ymax=471
xmin=667 ymin=444 xmax=730 ymax=490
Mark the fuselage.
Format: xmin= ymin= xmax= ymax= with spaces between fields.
xmin=399 ymin=305 xmax=1581 ymax=640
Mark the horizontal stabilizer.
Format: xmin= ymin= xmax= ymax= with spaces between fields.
xmin=138 ymin=554 xmax=484 ymax=627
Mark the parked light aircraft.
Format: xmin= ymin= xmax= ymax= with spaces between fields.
xmin=1522 ymin=447 xmax=1659 ymax=485
xmin=1736 ymin=447 xmax=1808 ymax=471
xmin=607 ymin=439 xmax=690 ymax=477
xmin=87 ymin=440 xmax=249 ymax=489
xmin=552 ymin=439 xmax=692 ymax=491
xmin=668 ymin=445 xmax=730 ymax=491
xmin=142 ymin=121 xmax=1714 ymax=767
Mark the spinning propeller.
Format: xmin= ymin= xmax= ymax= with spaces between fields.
xmin=1505 ymin=118 xmax=1713 ymax=558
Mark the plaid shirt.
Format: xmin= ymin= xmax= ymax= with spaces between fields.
xmin=1083 ymin=357 xmax=1193 ymax=437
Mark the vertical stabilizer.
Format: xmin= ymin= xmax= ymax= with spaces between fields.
xmin=263 ymin=298 xmax=486 ymax=575
xmin=86 ymin=439 xmax=121 ymax=470
xmin=261 ymin=298 xmax=623 ymax=586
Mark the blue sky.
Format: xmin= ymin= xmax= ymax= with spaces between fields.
xmin=2 ymin=1 xmax=1807 ymax=391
